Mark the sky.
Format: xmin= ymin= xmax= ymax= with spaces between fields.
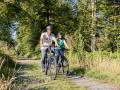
xmin=10 ymin=22 xmax=18 ymax=40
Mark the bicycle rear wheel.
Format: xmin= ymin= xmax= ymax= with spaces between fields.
xmin=49 ymin=55 xmax=57 ymax=80
xmin=62 ymin=57 xmax=69 ymax=76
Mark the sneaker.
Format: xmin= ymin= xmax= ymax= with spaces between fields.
xmin=41 ymin=68 xmax=45 ymax=73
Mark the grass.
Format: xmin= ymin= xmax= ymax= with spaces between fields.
xmin=67 ymin=51 xmax=120 ymax=86
xmin=86 ymin=70 xmax=120 ymax=85
xmin=0 ymin=41 xmax=19 ymax=90
xmin=0 ymin=53 xmax=16 ymax=78
xmin=15 ymin=60 xmax=87 ymax=90
xmin=0 ymin=76 xmax=16 ymax=90
xmin=0 ymin=53 xmax=18 ymax=90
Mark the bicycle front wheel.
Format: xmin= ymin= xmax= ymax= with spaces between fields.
xmin=44 ymin=57 xmax=49 ymax=75
xmin=49 ymin=55 xmax=57 ymax=80
xmin=62 ymin=57 xmax=69 ymax=76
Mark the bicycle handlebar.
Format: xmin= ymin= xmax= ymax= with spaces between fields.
xmin=42 ymin=45 xmax=69 ymax=51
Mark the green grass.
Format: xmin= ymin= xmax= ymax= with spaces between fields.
xmin=71 ymin=66 xmax=120 ymax=86
xmin=0 ymin=52 xmax=17 ymax=78
xmin=0 ymin=52 xmax=18 ymax=90
xmin=68 ymin=51 xmax=120 ymax=86
xmin=15 ymin=62 xmax=87 ymax=90
xmin=86 ymin=70 xmax=120 ymax=85
xmin=87 ymin=71 xmax=109 ymax=80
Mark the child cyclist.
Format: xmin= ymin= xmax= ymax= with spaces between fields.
xmin=56 ymin=32 xmax=69 ymax=66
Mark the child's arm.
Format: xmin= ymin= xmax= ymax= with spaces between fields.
xmin=64 ymin=40 xmax=69 ymax=49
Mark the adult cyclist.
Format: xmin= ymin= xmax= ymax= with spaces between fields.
xmin=40 ymin=25 xmax=58 ymax=72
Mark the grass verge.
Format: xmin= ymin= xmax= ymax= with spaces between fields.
xmin=0 ymin=52 xmax=18 ymax=90
xmin=68 ymin=51 xmax=120 ymax=86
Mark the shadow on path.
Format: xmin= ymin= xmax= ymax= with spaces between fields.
xmin=70 ymin=67 xmax=86 ymax=77
xmin=14 ymin=63 xmax=48 ymax=90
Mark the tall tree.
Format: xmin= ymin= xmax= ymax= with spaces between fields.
xmin=14 ymin=0 xmax=77 ymax=57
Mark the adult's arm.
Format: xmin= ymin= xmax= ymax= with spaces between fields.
xmin=53 ymin=37 xmax=59 ymax=47
xmin=40 ymin=33 xmax=43 ymax=47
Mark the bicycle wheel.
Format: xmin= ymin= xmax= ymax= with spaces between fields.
xmin=49 ymin=55 xmax=57 ymax=80
xmin=62 ymin=57 xmax=69 ymax=76
xmin=44 ymin=57 xmax=49 ymax=75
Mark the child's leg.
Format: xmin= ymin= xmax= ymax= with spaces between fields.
xmin=60 ymin=49 xmax=65 ymax=57
xmin=55 ymin=49 xmax=60 ymax=66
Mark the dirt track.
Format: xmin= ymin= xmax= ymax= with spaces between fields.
xmin=17 ymin=60 xmax=119 ymax=90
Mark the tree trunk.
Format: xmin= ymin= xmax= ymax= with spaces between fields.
xmin=91 ymin=0 xmax=96 ymax=52
xmin=91 ymin=34 xmax=96 ymax=51
xmin=46 ymin=9 xmax=50 ymax=24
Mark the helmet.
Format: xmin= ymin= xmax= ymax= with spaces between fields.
xmin=46 ymin=24 xmax=53 ymax=30
xmin=58 ymin=32 xmax=62 ymax=35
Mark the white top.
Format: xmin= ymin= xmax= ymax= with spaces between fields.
xmin=41 ymin=32 xmax=55 ymax=49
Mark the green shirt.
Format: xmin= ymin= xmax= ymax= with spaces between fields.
xmin=58 ymin=39 xmax=64 ymax=50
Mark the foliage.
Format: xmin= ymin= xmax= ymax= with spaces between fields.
xmin=1 ymin=0 xmax=119 ymax=57
xmin=12 ymin=0 xmax=77 ymax=57
xmin=70 ymin=51 xmax=120 ymax=85
xmin=0 ymin=51 xmax=16 ymax=78
xmin=0 ymin=0 xmax=120 ymax=88
xmin=0 ymin=52 xmax=17 ymax=90
xmin=76 ymin=0 xmax=120 ymax=52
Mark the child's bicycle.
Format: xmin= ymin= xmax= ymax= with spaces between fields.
xmin=56 ymin=48 xmax=69 ymax=76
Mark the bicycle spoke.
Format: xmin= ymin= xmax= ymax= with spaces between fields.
xmin=62 ymin=58 xmax=69 ymax=76
xmin=49 ymin=56 xmax=57 ymax=80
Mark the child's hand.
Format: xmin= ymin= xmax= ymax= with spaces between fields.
xmin=65 ymin=48 xmax=69 ymax=51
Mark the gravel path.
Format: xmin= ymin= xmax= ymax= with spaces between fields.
xmin=17 ymin=60 xmax=119 ymax=90
xmin=69 ymin=76 xmax=119 ymax=90
xmin=16 ymin=60 xmax=86 ymax=90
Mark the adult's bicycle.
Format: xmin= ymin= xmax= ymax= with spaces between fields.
xmin=44 ymin=46 xmax=57 ymax=80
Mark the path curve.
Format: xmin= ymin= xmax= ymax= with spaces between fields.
xmin=68 ymin=76 xmax=119 ymax=90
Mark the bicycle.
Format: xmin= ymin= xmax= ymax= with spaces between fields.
xmin=43 ymin=47 xmax=69 ymax=80
xmin=56 ymin=48 xmax=69 ymax=76
xmin=44 ymin=46 xmax=57 ymax=80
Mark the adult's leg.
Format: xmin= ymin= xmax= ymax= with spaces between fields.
xmin=41 ymin=48 xmax=47 ymax=70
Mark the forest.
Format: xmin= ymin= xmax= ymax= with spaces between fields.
xmin=0 ymin=0 xmax=120 ymax=90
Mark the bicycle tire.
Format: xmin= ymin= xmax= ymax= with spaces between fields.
xmin=49 ymin=55 xmax=57 ymax=80
xmin=44 ymin=57 xmax=49 ymax=75
xmin=61 ymin=57 xmax=69 ymax=76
